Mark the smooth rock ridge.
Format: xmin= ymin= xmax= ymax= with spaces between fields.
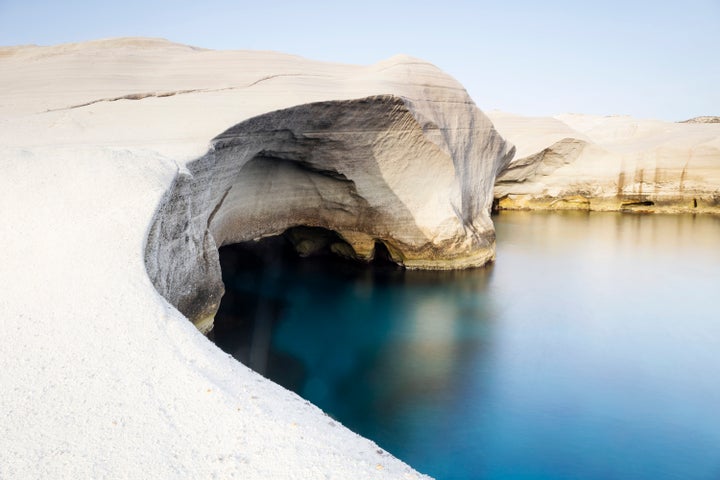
xmin=145 ymin=94 xmax=514 ymax=331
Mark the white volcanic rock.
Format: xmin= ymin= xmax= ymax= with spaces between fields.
xmin=0 ymin=38 xmax=512 ymax=478
xmin=489 ymin=111 xmax=720 ymax=213
xmin=146 ymin=94 xmax=513 ymax=330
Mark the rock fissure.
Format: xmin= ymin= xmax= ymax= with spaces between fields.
xmin=46 ymin=73 xmax=332 ymax=113
xmin=46 ymin=89 xmax=212 ymax=112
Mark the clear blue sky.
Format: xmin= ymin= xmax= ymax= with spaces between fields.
xmin=1 ymin=0 xmax=718 ymax=120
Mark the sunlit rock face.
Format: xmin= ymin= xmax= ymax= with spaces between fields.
xmin=490 ymin=112 xmax=720 ymax=213
xmin=0 ymin=38 xmax=512 ymax=478
xmin=145 ymin=95 xmax=513 ymax=332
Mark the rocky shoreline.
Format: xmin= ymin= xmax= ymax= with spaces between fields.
xmin=488 ymin=111 xmax=720 ymax=215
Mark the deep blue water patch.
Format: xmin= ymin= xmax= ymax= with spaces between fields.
xmin=211 ymin=212 xmax=720 ymax=480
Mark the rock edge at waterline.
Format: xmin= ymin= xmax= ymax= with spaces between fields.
xmin=144 ymin=94 xmax=510 ymax=330
xmin=489 ymin=111 xmax=720 ymax=214
xmin=0 ymin=38 xmax=512 ymax=479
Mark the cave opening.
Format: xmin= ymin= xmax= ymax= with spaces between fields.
xmin=621 ymin=200 xmax=655 ymax=207
xmin=206 ymin=222 xmax=498 ymax=480
xmin=208 ymin=226 xmax=402 ymax=388
xmin=204 ymin=212 xmax=720 ymax=480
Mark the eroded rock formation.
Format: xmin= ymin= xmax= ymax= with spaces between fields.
xmin=2 ymin=38 xmax=515 ymax=478
xmin=145 ymin=95 xmax=513 ymax=331
xmin=489 ymin=112 xmax=720 ymax=213
xmin=3 ymin=36 xmax=718 ymax=479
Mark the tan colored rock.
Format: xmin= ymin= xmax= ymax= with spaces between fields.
xmin=136 ymin=61 xmax=513 ymax=331
xmin=681 ymin=116 xmax=720 ymax=124
xmin=489 ymin=111 xmax=720 ymax=213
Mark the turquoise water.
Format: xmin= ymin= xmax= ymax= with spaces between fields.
xmin=212 ymin=212 xmax=720 ymax=480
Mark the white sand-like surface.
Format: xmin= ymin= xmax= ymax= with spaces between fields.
xmin=0 ymin=38 xmax=463 ymax=479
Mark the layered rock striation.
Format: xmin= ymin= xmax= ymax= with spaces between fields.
xmin=490 ymin=112 xmax=720 ymax=213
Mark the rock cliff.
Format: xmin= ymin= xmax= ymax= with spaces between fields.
xmin=490 ymin=112 xmax=720 ymax=213
xmin=145 ymin=94 xmax=513 ymax=331
xmin=0 ymin=38 xmax=511 ymax=478
xmin=133 ymin=58 xmax=512 ymax=332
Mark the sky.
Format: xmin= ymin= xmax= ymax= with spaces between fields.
xmin=0 ymin=0 xmax=718 ymax=121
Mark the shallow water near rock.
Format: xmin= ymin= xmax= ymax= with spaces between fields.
xmin=212 ymin=211 xmax=720 ymax=480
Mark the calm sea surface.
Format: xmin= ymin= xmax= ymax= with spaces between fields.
xmin=213 ymin=212 xmax=720 ymax=480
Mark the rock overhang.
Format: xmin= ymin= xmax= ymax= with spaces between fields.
xmin=0 ymin=38 xmax=517 ymax=479
xmin=144 ymin=93 xmax=513 ymax=331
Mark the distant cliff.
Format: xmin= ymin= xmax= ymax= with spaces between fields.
xmin=490 ymin=112 xmax=720 ymax=213
xmin=681 ymin=116 xmax=720 ymax=124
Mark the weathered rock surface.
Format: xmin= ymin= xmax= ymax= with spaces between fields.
xmin=490 ymin=111 xmax=720 ymax=213
xmin=681 ymin=116 xmax=720 ymax=124
xmin=0 ymin=38 xmax=511 ymax=479
xmin=146 ymin=94 xmax=512 ymax=331
xmin=125 ymin=49 xmax=514 ymax=332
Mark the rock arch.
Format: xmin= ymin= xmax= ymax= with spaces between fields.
xmin=144 ymin=95 xmax=513 ymax=331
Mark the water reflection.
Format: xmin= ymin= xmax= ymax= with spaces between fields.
xmin=213 ymin=213 xmax=720 ymax=480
